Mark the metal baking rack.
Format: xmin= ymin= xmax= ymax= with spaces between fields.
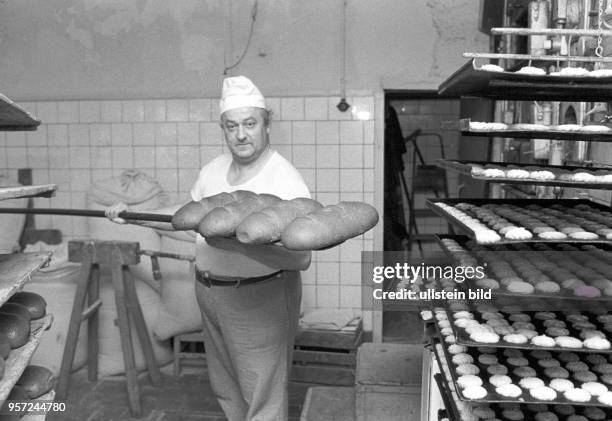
xmin=438 ymin=58 xmax=612 ymax=100
xmin=432 ymin=313 xmax=612 ymax=408
xmin=443 ymin=302 xmax=612 ymax=354
xmin=427 ymin=198 xmax=612 ymax=244
xmin=437 ymin=159 xmax=612 ymax=189
xmin=429 ymin=339 xmax=463 ymax=421
xmin=455 ymin=118 xmax=612 ymax=142
xmin=435 ymin=234 xmax=612 ymax=308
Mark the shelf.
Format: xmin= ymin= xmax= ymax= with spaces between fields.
xmin=437 ymin=159 xmax=612 ymax=189
xmin=0 ymin=94 xmax=40 ymax=131
xmin=457 ymin=119 xmax=612 ymax=142
xmin=0 ymin=253 xmax=52 ymax=308
xmin=490 ymin=27 xmax=612 ymax=37
xmin=0 ymin=185 xmax=57 ymax=201
xmin=0 ymin=315 xmax=53 ymax=406
xmin=427 ymin=198 xmax=612 ymax=244
xmin=431 ymin=344 xmax=462 ymax=421
xmin=438 ymin=59 xmax=612 ymax=100
xmin=443 ymin=303 xmax=612 ymax=354
xmin=20 ymin=390 xmax=56 ymax=421
xmin=433 ymin=312 xmax=612 ymax=408
xmin=436 ymin=234 xmax=612 ymax=309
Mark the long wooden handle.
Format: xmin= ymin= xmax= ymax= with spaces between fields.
xmin=0 ymin=208 xmax=172 ymax=223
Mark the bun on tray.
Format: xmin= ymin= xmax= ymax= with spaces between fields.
xmin=281 ymin=201 xmax=379 ymax=250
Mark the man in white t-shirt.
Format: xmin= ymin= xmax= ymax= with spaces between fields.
xmin=107 ymin=76 xmax=311 ymax=420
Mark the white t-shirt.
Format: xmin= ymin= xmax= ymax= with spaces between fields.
xmin=190 ymin=150 xmax=310 ymax=276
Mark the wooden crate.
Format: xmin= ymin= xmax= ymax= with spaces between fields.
xmin=300 ymin=386 xmax=355 ymax=421
xmin=291 ymin=319 xmax=363 ymax=386
xmin=355 ymin=343 xmax=422 ymax=421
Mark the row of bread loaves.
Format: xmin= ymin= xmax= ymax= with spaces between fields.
xmin=171 ymin=191 xmax=379 ymax=250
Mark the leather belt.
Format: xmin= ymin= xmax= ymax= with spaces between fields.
xmin=195 ymin=268 xmax=284 ymax=288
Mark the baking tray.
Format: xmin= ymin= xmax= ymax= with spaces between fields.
xmin=431 ymin=341 xmax=612 ymax=421
xmin=0 ymin=93 xmax=40 ymax=131
xmin=444 ymin=304 xmax=612 ymax=354
xmin=437 ymin=159 xmax=612 ymax=189
xmin=457 ymin=119 xmax=612 ymax=142
xmin=427 ymin=198 xmax=612 ymax=244
xmin=435 ymin=234 xmax=612 ymax=308
xmin=438 ymin=59 xmax=612 ymax=101
xmin=433 ymin=313 xmax=612 ymax=407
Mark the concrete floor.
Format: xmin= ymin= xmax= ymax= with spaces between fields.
xmin=48 ymin=364 xmax=311 ymax=421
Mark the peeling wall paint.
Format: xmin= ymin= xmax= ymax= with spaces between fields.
xmin=0 ymin=0 xmax=487 ymax=100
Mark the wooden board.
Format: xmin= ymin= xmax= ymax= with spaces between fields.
xmin=0 ymin=314 xmax=53 ymax=406
xmin=293 ymin=350 xmax=356 ymax=366
xmin=296 ymin=321 xmax=363 ymax=350
xmin=0 ymin=185 xmax=56 ymax=201
xmin=21 ymin=390 xmax=56 ymax=421
xmin=290 ymin=365 xmax=355 ymax=386
xmin=0 ymin=253 xmax=52 ymax=308
xmin=0 ymin=94 xmax=40 ymax=131
xmin=68 ymin=240 xmax=140 ymax=265
xmin=356 ymin=343 xmax=422 ymax=387
xmin=300 ymin=386 xmax=355 ymax=421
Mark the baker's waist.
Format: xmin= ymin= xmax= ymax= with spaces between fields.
xmin=195 ymin=267 xmax=284 ymax=288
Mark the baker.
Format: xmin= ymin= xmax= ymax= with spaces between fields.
xmin=106 ymin=75 xmax=312 ymax=421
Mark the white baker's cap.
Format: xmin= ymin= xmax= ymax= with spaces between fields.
xmin=219 ymin=76 xmax=266 ymax=116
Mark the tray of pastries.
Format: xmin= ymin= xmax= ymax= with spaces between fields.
xmin=428 ymin=199 xmax=612 ymax=244
xmin=459 ymin=119 xmax=612 ymax=142
xmin=433 ymin=309 xmax=612 ymax=408
xmin=438 ymin=59 xmax=612 ymax=101
xmin=442 ymin=305 xmax=612 ymax=354
xmin=437 ymin=235 xmax=612 ymax=303
xmin=437 ymin=160 xmax=612 ymax=189
xmin=433 ymin=339 xmax=612 ymax=421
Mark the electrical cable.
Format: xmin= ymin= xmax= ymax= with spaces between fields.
xmin=223 ymin=0 xmax=258 ymax=75
xmin=340 ymin=0 xmax=347 ymax=99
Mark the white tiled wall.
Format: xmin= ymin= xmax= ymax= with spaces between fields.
xmin=0 ymin=96 xmax=376 ymax=314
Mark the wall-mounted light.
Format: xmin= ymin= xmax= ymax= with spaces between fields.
xmin=337 ymin=97 xmax=350 ymax=112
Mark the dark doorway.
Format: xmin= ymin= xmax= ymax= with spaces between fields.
xmin=382 ymin=90 xmax=492 ymax=342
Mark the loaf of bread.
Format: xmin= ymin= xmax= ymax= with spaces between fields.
xmin=0 ymin=313 xmax=30 ymax=349
xmin=3 ymin=386 xmax=28 ymax=416
xmin=281 ymin=201 xmax=379 ymax=250
xmin=236 ymin=198 xmax=323 ymax=244
xmin=198 ymin=193 xmax=282 ymax=237
xmin=0 ymin=341 xmax=10 ymax=359
xmin=16 ymin=365 xmax=55 ymax=399
xmin=171 ymin=192 xmax=235 ymax=230
xmin=171 ymin=190 xmax=258 ymax=231
xmin=0 ymin=303 xmax=31 ymax=323
xmin=8 ymin=292 xmax=46 ymax=320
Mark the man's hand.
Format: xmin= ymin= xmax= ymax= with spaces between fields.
xmin=105 ymin=202 xmax=130 ymax=224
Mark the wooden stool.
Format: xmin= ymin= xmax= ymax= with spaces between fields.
xmin=173 ymin=331 xmax=206 ymax=376
xmin=56 ymin=240 xmax=162 ymax=418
